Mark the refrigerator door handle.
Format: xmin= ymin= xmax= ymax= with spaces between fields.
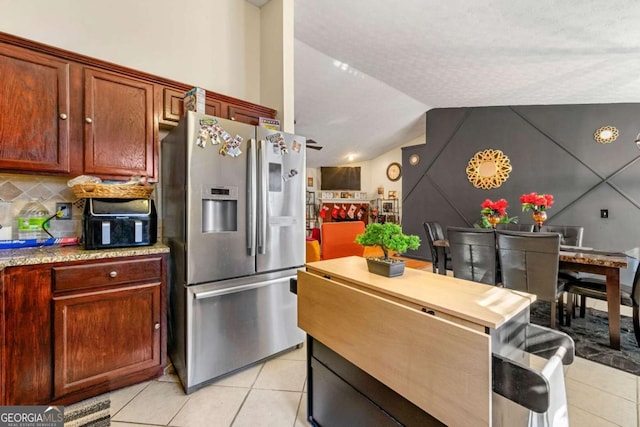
xmin=258 ymin=139 xmax=268 ymax=254
xmin=193 ymin=276 xmax=296 ymax=300
xmin=247 ymin=138 xmax=257 ymax=256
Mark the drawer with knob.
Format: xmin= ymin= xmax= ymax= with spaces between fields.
xmin=53 ymin=257 xmax=162 ymax=292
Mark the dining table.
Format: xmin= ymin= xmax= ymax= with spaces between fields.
xmin=559 ymin=247 xmax=628 ymax=350
xmin=432 ymin=239 xmax=628 ymax=350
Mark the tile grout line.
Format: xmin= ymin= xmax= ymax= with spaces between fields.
xmin=566 ymin=373 xmax=638 ymax=405
xmin=110 ymin=380 xmax=155 ymax=420
xmin=227 ymin=363 xmax=267 ymax=427
xmin=165 ymin=386 xmax=194 ymax=427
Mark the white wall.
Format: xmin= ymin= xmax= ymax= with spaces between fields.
xmin=307 ymin=134 xmax=426 ymax=221
xmin=0 ymin=0 xmax=266 ymax=105
xmin=260 ymin=0 xmax=295 ymax=131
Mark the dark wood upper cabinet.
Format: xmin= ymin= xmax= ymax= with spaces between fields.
xmin=0 ymin=31 xmax=277 ymax=180
xmin=228 ymin=104 xmax=265 ymax=126
xmin=158 ymin=87 xmax=227 ymax=127
xmin=83 ymin=68 xmax=156 ymax=179
xmin=0 ymin=44 xmax=71 ymax=173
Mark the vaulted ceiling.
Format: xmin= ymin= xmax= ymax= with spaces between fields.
xmin=293 ymin=0 xmax=640 ymax=167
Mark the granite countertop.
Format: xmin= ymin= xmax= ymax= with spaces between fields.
xmin=559 ymin=248 xmax=628 ymax=268
xmin=0 ymin=243 xmax=170 ymax=269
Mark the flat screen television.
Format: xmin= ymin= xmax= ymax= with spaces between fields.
xmin=320 ymin=167 xmax=361 ymax=190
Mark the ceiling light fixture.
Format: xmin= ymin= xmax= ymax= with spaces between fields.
xmin=635 ymin=133 xmax=640 ymax=150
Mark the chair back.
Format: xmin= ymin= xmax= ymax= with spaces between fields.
xmin=624 ymin=248 xmax=640 ymax=307
xmin=320 ymin=222 xmax=365 ymax=260
xmin=539 ymin=225 xmax=584 ymax=247
xmin=447 ymin=227 xmax=498 ymax=285
xmin=423 ymin=221 xmax=445 ymax=263
xmin=495 ymin=223 xmax=535 ymax=232
xmin=496 ymin=230 xmax=561 ymax=302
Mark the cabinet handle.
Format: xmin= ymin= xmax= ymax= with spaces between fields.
xmin=85 ymin=117 xmax=93 ymax=124
xmin=109 ymin=271 xmax=117 ymax=278
xmin=59 ymin=113 xmax=68 ymax=120
xmin=154 ymin=323 xmax=160 ymax=330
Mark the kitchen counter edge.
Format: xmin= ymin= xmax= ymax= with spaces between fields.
xmin=0 ymin=243 xmax=170 ymax=269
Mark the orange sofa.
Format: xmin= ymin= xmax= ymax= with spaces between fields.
xmin=320 ymin=222 xmax=366 ymax=260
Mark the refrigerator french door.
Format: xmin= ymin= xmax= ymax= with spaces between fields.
xmin=184 ymin=114 xmax=304 ymax=284
xmin=162 ymin=111 xmax=305 ymax=393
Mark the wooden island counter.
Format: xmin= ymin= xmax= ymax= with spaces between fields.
xmin=297 ymin=256 xmax=573 ymax=427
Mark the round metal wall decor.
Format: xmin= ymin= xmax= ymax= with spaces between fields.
xmin=594 ymin=126 xmax=619 ymax=144
xmin=465 ymin=149 xmax=512 ymax=190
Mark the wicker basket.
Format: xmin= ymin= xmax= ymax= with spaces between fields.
xmin=72 ymin=183 xmax=154 ymax=199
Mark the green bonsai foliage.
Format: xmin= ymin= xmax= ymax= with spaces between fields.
xmin=355 ymin=223 xmax=421 ymax=261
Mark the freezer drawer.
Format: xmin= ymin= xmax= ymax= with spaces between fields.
xmin=184 ymin=274 xmax=304 ymax=393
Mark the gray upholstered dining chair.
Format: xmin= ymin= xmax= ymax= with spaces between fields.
xmin=542 ymin=225 xmax=585 ymax=286
xmin=565 ymin=248 xmax=640 ymax=346
xmin=447 ymin=226 xmax=499 ymax=286
xmin=423 ymin=221 xmax=451 ymax=274
xmin=496 ymin=230 xmax=565 ymax=328
xmin=495 ymin=223 xmax=535 ymax=232
xmin=540 ymin=225 xmax=584 ymax=247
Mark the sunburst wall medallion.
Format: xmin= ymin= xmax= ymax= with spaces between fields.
xmin=466 ymin=149 xmax=512 ymax=190
xmin=594 ymin=126 xmax=619 ymax=144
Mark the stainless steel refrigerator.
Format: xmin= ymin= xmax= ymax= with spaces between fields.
xmin=161 ymin=111 xmax=306 ymax=393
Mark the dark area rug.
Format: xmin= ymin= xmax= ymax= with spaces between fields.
xmin=530 ymin=301 xmax=640 ymax=376
xmin=64 ymin=393 xmax=110 ymax=427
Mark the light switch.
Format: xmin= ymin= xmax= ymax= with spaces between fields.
xmin=600 ymin=209 xmax=609 ymax=219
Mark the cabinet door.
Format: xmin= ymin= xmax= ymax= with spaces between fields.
xmin=0 ymin=45 xmax=71 ymax=173
xmin=53 ymin=283 xmax=161 ymax=397
xmin=158 ymin=87 xmax=226 ymax=127
xmin=1 ymin=265 xmax=53 ymax=405
xmin=83 ymin=68 xmax=156 ymax=179
xmin=228 ymin=104 xmax=264 ymax=125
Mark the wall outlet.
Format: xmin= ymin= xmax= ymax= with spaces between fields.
xmin=56 ymin=202 xmax=72 ymax=220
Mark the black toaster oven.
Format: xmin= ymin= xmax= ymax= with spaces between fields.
xmin=83 ymin=198 xmax=157 ymax=250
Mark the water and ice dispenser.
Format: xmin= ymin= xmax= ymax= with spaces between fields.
xmin=202 ymin=186 xmax=238 ymax=233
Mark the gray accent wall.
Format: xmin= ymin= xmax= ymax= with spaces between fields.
xmin=402 ymin=104 xmax=640 ymax=261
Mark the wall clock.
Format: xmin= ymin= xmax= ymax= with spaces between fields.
xmin=386 ymin=162 xmax=402 ymax=181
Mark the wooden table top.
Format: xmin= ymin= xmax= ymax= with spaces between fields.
xmin=305 ymin=256 xmax=535 ymax=329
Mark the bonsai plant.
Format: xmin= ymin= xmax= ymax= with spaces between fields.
xmin=355 ymin=222 xmax=421 ymax=277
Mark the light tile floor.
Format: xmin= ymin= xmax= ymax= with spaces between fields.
xmin=108 ymin=297 xmax=640 ymax=427
xmin=108 ymin=342 xmax=640 ymax=427
xmin=110 ymin=345 xmax=309 ymax=427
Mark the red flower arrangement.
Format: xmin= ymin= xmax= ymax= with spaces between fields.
xmin=481 ymin=198 xmax=508 ymax=217
xmin=520 ymin=192 xmax=554 ymax=212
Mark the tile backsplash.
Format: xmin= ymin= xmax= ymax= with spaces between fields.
xmin=0 ymin=173 xmax=83 ymax=239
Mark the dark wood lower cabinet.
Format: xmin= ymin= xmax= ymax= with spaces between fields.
xmin=2 ymin=266 xmax=54 ymax=404
xmin=0 ymin=253 xmax=166 ymax=405
xmin=53 ymin=283 xmax=161 ymax=398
